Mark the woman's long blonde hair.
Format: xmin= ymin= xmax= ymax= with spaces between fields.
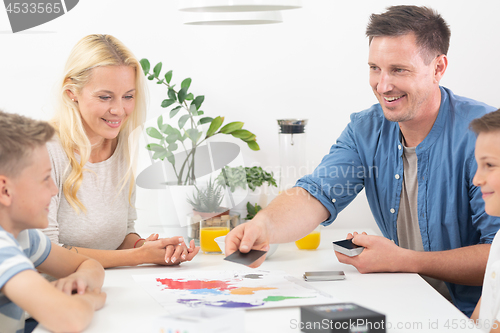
xmin=51 ymin=34 xmax=147 ymax=213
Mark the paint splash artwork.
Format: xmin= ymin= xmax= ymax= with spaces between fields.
xmin=133 ymin=270 xmax=336 ymax=313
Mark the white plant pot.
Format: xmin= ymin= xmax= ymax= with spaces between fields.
xmin=157 ymin=186 xmax=197 ymax=238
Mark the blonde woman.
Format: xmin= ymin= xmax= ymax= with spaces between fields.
xmin=44 ymin=34 xmax=199 ymax=268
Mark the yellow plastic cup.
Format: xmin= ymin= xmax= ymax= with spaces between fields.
xmin=295 ymin=227 xmax=321 ymax=250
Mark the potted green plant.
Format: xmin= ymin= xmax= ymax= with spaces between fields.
xmin=187 ymin=177 xmax=227 ymax=218
xmin=245 ymin=202 xmax=262 ymax=220
xmin=140 ymin=59 xmax=260 ymax=186
xmin=215 ymin=166 xmax=277 ymax=218
xmin=216 ymin=166 xmax=277 ymax=192
xmin=185 ymin=177 xmax=240 ymax=245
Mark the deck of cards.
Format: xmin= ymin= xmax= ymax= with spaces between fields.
xmin=332 ymin=239 xmax=364 ymax=257
xmin=303 ymin=271 xmax=346 ymax=281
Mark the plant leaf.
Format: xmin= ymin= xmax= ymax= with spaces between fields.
xmin=165 ymin=70 xmax=173 ymax=84
xmin=243 ymin=134 xmax=256 ymax=142
xmin=185 ymin=93 xmax=194 ymax=101
xmin=181 ymin=78 xmax=192 ymax=90
xmin=206 ymin=116 xmax=224 ymax=138
xmin=159 ymin=124 xmax=169 ymax=134
xmin=166 ymin=133 xmax=179 ymax=144
xmin=156 ymin=79 xmax=164 ymax=85
xmin=145 ymin=143 xmax=165 ymax=152
xmin=186 ymin=129 xmax=199 ymax=143
xmin=174 ymin=128 xmax=183 ymax=138
xmin=198 ymin=117 xmax=213 ymax=125
xmin=247 ymin=140 xmax=260 ymax=151
xmin=231 ymin=129 xmax=254 ymax=140
xmin=220 ymin=121 xmax=244 ymax=134
xmin=193 ymin=95 xmax=204 ymax=110
xmin=178 ymin=114 xmax=190 ymax=129
xmin=153 ymin=62 xmax=162 ymax=78
xmin=153 ymin=150 xmax=169 ymax=160
xmin=168 ymin=89 xmax=177 ymax=101
xmin=178 ymin=87 xmax=188 ymax=104
xmin=189 ymin=104 xmax=198 ymax=116
xmin=157 ymin=115 xmax=163 ymax=130
xmin=247 ymin=201 xmax=256 ymax=215
xmin=148 ymin=75 xmax=155 ymax=80
xmin=166 ymin=151 xmax=175 ymax=165
xmin=168 ymin=142 xmax=178 ymax=151
xmin=139 ymin=59 xmax=150 ymax=75
xmin=169 ymin=106 xmax=182 ymax=118
xmin=161 ymin=99 xmax=176 ymax=108
xmin=244 ymin=166 xmax=277 ymax=191
xmin=146 ymin=127 xmax=163 ymax=140
xmin=162 ymin=124 xmax=175 ymax=135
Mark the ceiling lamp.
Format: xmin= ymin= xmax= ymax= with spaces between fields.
xmin=183 ymin=11 xmax=282 ymax=25
xmin=178 ymin=0 xmax=301 ymax=12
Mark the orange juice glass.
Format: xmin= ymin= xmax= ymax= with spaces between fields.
xmin=295 ymin=227 xmax=321 ymax=250
xmin=200 ymin=216 xmax=230 ymax=253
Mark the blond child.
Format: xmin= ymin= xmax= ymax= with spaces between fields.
xmin=0 ymin=110 xmax=106 ymax=333
xmin=470 ymin=109 xmax=500 ymax=332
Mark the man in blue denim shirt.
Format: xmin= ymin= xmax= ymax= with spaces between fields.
xmin=225 ymin=5 xmax=500 ymax=316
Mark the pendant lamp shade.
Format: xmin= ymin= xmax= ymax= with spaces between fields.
xmin=178 ymin=0 xmax=301 ymax=12
xmin=183 ymin=10 xmax=282 ymax=25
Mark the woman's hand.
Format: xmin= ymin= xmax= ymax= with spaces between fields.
xmin=164 ymin=239 xmax=199 ymax=265
xmin=144 ymin=233 xmax=159 ymax=242
xmin=138 ymin=236 xmax=199 ymax=266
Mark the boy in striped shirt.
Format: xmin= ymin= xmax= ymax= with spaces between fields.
xmin=0 ymin=110 xmax=106 ymax=333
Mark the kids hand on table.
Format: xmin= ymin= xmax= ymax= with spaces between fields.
xmin=52 ymin=274 xmax=98 ymax=295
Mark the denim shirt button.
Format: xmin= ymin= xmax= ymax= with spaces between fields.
xmin=332 ymin=198 xmax=336 ymax=203
xmin=398 ymin=145 xmax=402 ymax=150
xmin=390 ymin=208 xmax=395 ymax=214
xmin=395 ymin=174 xmax=400 ymax=180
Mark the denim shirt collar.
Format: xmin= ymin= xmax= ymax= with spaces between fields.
xmin=396 ymin=86 xmax=448 ymax=153
xmin=415 ymin=86 xmax=448 ymax=152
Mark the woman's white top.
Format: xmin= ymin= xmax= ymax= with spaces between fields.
xmin=44 ymin=137 xmax=137 ymax=250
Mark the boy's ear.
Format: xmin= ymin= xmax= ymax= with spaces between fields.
xmin=0 ymin=176 xmax=13 ymax=207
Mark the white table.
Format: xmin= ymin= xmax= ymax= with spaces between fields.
xmin=35 ymin=229 xmax=482 ymax=332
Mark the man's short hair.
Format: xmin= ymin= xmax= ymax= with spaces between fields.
xmin=0 ymin=110 xmax=55 ymax=177
xmin=470 ymin=109 xmax=500 ymax=135
xmin=366 ymin=5 xmax=451 ymax=63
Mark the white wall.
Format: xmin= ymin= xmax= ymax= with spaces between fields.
xmin=1 ymin=0 xmax=499 ymax=237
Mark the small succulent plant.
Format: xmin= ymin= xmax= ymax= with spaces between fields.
xmin=187 ymin=178 xmax=225 ymax=213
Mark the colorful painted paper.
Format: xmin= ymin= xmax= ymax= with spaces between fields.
xmin=133 ymin=270 xmax=337 ymax=313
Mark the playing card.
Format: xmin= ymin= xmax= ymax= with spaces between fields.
xmin=224 ymin=249 xmax=267 ymax=266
